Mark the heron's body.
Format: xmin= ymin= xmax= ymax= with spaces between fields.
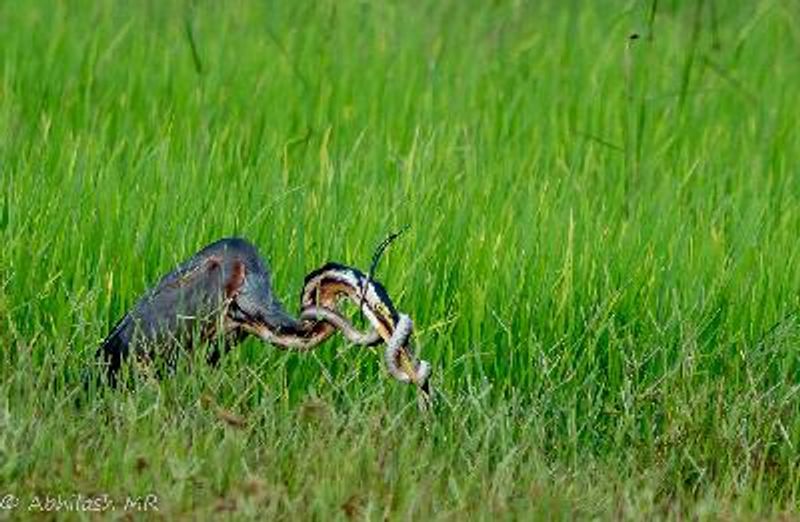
xmin=98 ymin=237 xmax=430 ymax=390
xmin=100 ymin=238 xmax=275 ymax=376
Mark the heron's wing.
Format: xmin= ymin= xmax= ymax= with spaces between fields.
xmin=128 ymin=254 xmax=232 ymax=341
xmin=97 ymin=252 xmax=247 ymax=381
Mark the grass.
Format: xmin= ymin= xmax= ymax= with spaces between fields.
xmin=1 ymin=0 xmax=799 ymax=519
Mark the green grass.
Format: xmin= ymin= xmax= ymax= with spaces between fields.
xmin=1 ymin=0 xmax=799 ymax=519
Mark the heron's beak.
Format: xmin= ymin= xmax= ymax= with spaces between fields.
xmin=242 ymin=322 xmax=274 ymax=344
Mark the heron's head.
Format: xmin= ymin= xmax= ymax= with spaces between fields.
xmin=225 ymin=266 xmax=305 ymax=342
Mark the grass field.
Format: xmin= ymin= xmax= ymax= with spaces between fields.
xmin=1 ymin=0 xmax=799 ymax=519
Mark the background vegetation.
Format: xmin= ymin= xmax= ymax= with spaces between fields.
xmin=1 ymin=0 xmax=798 ymax=519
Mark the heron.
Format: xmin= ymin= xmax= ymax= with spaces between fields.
xmin=97 ymin=237 xmax=431 ymax=393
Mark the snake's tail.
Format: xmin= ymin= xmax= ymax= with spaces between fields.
xmin=384 ymin=314 xmax=431 ymax=387
xmin=384 ymin=314 xmax=413 ymax=382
